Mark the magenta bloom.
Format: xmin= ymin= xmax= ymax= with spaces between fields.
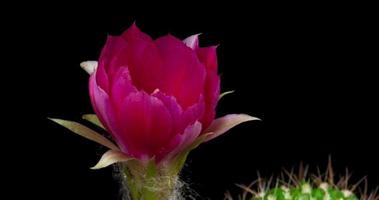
xmin=80 ymin=24 xmax=257 ymax=163
xmin=49 ymin=23 xmax=259 ymax=199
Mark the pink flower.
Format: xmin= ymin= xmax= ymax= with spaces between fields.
xmin=76 ymin=23 xmax=258 ymax=165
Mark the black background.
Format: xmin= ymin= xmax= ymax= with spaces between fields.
xmin=8 ymin=2 xmax=378 ymax=200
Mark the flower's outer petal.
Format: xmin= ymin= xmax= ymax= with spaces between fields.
xmin=195 ymin=45 xmax=220 ymax=130
xmin=172 ymin=121 xmax=202 ymax=154
xmin=80 ymin=61 xmax=98 ymax=75
xmin=155 ymin=35 xmax=206 ymax=108
xmin=183 ymin=33 xmax=200 ymax=49
xmin=89 ymin=72 xmax=125 ymax=150
xmin=196 ymin=46 xmax=218 ymax=71
xmin=82 ymin=114 xmax=105 ymax=129
xmin=121 ymin=22 xmax=153 ymax=43
xmin=118 ymin=24 xmax=163 ymax=93
xmin=201 ymin=71 xmax=220 ymax=130
xmin=116 ymin=92 xmax=173 ymax=159
xmin=180 ymin=95 xmax=205 ymax=130
xmin=152 ymin=91 xmax=205 ymax=136
xmin=122 ymin=42 xmax=162 ymax=93
xmin=164 ymin=121 xmax=202 ymax=162
xmin=91 ymin=150 xmax=132 ymax=169
xmin=96 ymin=36 xmax=128 ymax=91
xmin=48 ymin=118 xmax=119 ymax=150
xmin=151 ymin=91 xmax=205 ymax=162
xmin=164 ymin=121 xmax=207 ymax=174
xmin=204 ymin=114 xmax=260 ymax=142
xmin=89 ymin=73 xmax=112 ymax=130
xmin=152 ymin=90 xmax=183 ymax=134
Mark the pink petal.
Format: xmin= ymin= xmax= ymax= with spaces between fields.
xmin=175 ymin=121 xmax=202 ymax=153
xmin=89 ymin=72 xmax=125 ymax=150
xmin=100 ymin=30 xmax=162 ymax=94
xmin=196 ymin=46 xmax=218 ymax=71
xmin=195 ymin=45 xmax=220 ymax=130
xmin=89 ymin=73 xmax=110 ymax=129
xmin=201 ymin=71 xmax=220 ymax=130
xmin=116 ymin=92 xmax=173 ymax=159
xmin=124 ymin=42 xmax=162 ymax=93
xmin=152 ymin=91 xmax=183 ymax=133
xmin=163 ymin=121 xmax=202 ymax=162
xmin=96 ymin=36 xmax=128 ymax=91
xmin=204 ymin=114 xmax=260 ymax=142
xmin=99 ymin=36 xmax=129 ymax=78
xmin=95 ymin=58 xmax=110 ymax=92
xmin=151 ymin=91 xmax=205 ymax=162
xmin=155 ymin=35 xmax=206 ymax=109
xmin=109 ymin=66 xmax=137 ymax=108
xmin=180 ymin=95 xmax=205 ymax=130
xmin=183 ymin=33 xmax=200 ymax=49
xmin=121 ymin=22 xmax=153 ymax=44
xmin=118 ymin=25 xmax=164 ymax=93
xmin=153 ymin=91 xmax=205 ymax=136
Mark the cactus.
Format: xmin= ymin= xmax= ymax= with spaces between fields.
xmin=225 ymin=160 xmax=378 ymax=200
xmin=232 ymin=182 xmax=359 ymax=200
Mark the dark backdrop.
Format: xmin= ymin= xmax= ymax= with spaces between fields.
xmin=11 ymin=3 xmax=377 ymax=200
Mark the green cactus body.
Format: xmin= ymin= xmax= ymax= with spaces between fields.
xmin=226 ymin=161 xmax=378 ymax=200
xmin=250 ymin=182 xmax=358 ymax=200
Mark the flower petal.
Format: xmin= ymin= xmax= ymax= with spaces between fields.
xmin=97 ymin=36 xmax=129 ymax=91
xmin=82 ymin=114 xmax=105 ymax=129
xmin=118 ymin=24 xmax=163 ymax=93
xmin=201 ymin=71 xmax=220 ymax=130
xmin=121 ymin=22 xmax=153 ymax=44
xmin=155 ymin=35 xmax=206 ymax=108
xmin=48 ymin=118 xmax=119 ymax=150
xmin=80 ymin=61 xmax=98 ymax=75
xmin=172 ymin=121 xmax=202 ymax=154
xmin=196 ymin=46 xmax=218 ymax=71
xmin=204 ymin=114 xmax=260 ymax=142
xmin=89 ymin=71 xmax=122 ymax=141
xmin=152 ymin=91 xmax=183 ymax=133
xmin=116 ymin=92 xmax=173 ymax=159
xmin=91 ymin=150 xmax=132 ymax=169
xmin=164 ymin=121 xmax=202 ymax=162
xmin=183 ymin=33 xmax=200 ymax=49
xmin=109 ymin=66 xmax=137 ymax=107
xmin=192 ymin=44 xmax=220 ymax=130
xmin=152 ymin=91 xmax=205 ymax=136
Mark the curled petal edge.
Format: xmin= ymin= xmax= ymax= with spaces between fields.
xmin=219 ymin=90 xmax=235 ymax=100
xmin=80 ymin=61 xmax=98 ymax=75
xmin=183 ymin=33 xmax=201 ymax=49
xmin=167 ymin=129 xmax=211 ymax=174
xmin=203 ymin=114 xmax=260 ymax=142
xmin=91 ymin=150 xmax=133 ymax=170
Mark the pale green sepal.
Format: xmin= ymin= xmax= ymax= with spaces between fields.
xmin=82 ymin=114 xmax=105 ymax=129
xmin=91 ymin=150 xmax=132 ymax=169
xmin=219 ymin=90 xmax=235 ymax=100
xmin=48 ymin=118 xmax=119 ymax=151
xmin=204 ymin=114 xmax=260 ymax=142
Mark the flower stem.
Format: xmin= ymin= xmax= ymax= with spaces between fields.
xmin=121 ymin=160 xmax=179 ymax=200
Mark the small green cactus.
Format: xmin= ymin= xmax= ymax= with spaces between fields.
xmin=226 ymin=160 xmax=378 ymax=200
xmin=245 ymin=182 xmax=358 ymax=200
